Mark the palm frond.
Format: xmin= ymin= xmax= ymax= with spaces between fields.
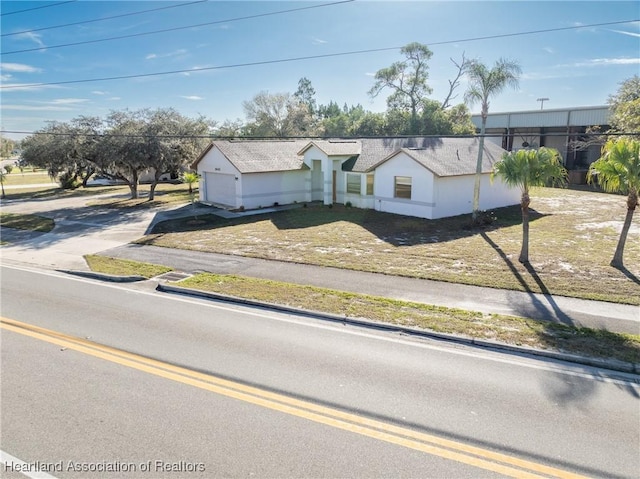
xmin=588 ymin=138 xmax=640 ymax=195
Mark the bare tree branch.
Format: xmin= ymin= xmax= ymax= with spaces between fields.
xmin=441 ymin=52 xmax=467 ymax=110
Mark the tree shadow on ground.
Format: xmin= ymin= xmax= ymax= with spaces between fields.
xmin=614 ymin=265 xmax=640 ymax=286
xmin=0 ymin=198 xmax=167 ymax=250
xmin=480 ymin=231 xmax=575 ymax=326
xmin=148 ymin=202 xmax=547 ymax=247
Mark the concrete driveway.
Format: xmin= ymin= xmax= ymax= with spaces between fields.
xmin=0 ymin=193 xmax=174 ymax=270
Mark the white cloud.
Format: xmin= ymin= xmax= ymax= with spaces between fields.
xmin=109 ymin=97 xmax=121 ymax=101
xmin=543 ymin=47 xmax=554 ymax=54
xmin=0 ymin=83 xmax=61 ymax=92
xmin=2 ymin=104 xmax=75 ymax=112
xmin=15 ymin=32 xmax=46 ymax=49
xmin=50 ymin=98 xmax=89 ymax=105
xmin=607 ymin=29 xmax=640 ymax=38
xmin=521 ymin=71 xmax=577 ymax=81
xmin=181 ymin=96 xmax=204 ymax=101
xmin=1 ymin=63 xmax=42 ymax=73
xmin=92 ymin=91 xmax=108 ymax=96
xmin=145 ymin=49 xmax=188 ymax=60
xmin=312 ymin=37 xmax=328 ymax=45
xmin=564 ymin=58 xmax=640 ymax=67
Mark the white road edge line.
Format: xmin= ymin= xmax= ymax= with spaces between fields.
xmin=2 ymin=262 xmax=638 ymax=386
xmin=0 ymin=451 xmax=59 ymax=479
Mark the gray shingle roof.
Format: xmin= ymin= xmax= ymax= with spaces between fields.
xmin=213 ymin=140 xmax=309 ymax=173
xmin=350 ymin=137 xmax=506 ymax=175
xmin=299 ymin=140 xmax=361 ymax=156
xmin=194 ymin=137 xmax=507 ymax=176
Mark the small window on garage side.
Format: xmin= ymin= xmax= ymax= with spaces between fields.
xmin=394 ymin=176 xmax=412 ymax=199
xmin=366 ymin=174 xmax=374 ymax=195
xmin=347 ymin=174 xmax=361 ymax=194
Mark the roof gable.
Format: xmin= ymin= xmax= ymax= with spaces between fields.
xmin=361 ymin=138 xmax=506 ymax=176
xmin=298 ymin=139 xmax=361 ymax=156
xmin=196 ymin=140 xmax=309 ymax=173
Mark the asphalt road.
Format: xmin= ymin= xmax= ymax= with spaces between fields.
xmin=1 ymin=265 xmax=639 ymax=478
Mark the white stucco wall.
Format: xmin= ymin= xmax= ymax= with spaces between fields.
xmin=302 ymin=145 xmax=327 ymax=169
xmin=371 ymin=152 xmax=519 ymax=219
xmin=433 ymin=175 xmax=520 ymax=219
xmin=240 ymin=171 xmax=308 ymax=210
xmin=372 ymin=153 xmax=436 ymax=219
xmin=196 ymin=146 xmax=241 ymax=206
xmin=343 ymin=172 xmax=375 ymax=209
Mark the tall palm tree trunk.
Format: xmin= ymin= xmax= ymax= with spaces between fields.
xmin=611 ymin=192 xmax=637 ymax=268
xmin=519 ymin=190 xmax=530 ymax=264
xmin=472 ymin=117 xmax=487 ymax=221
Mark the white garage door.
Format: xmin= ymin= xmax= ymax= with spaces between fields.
xmin=205 ymin=172 xmax=236 ymax=207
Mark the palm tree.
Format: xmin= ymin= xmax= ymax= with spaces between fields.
xmin=587 ymin=138 xmax=640 ymax=268
xmin=492 ymin=147 xmax=567 ymax=264
xmin=465 ymin=58 xmax=521 ymax=222
xmin=183 ymin=171 xmax=199 ymax=195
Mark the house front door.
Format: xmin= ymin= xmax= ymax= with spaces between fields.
xmin=332 ymin=170 xmax=337 ymax=203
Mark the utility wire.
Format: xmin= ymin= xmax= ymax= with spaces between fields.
xmin=2 ymin=18 xmax=637 ymax=91
xmin=1 ymin=130 xmax=630 ymax=139
xmin=2 ymin=0 xmax=355 ymax=55
xmin=0 ymin=1 xmax=76 ymax=17
xmin=1 ymin=1 xmax=206 ymax=37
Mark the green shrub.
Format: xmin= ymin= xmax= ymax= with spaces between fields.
xmin=58 ymin=171 xmax=79 ymax=189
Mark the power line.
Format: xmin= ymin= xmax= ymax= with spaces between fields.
xmin=1 ymin=1 xmax=207 ymax=37
xmin=2 ymin=18 xmax=637 ymax=91
xmin=0 ymin=1 xmax=76 ymax=17
xmin=2 ymin=0 xmax=355 ymax=55
xmin=2 ymin=130 xmax=631 ymax=139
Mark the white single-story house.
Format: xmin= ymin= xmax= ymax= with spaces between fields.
xmin=191 ymin=137 xmax=520 ymax=220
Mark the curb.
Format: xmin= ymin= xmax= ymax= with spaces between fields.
xmin=61 ymin=269 xmax=147 ymax=283
xmin=157 ymin=283 xmax=640 ymax=377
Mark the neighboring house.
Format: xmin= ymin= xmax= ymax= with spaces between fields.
xmin=192 ymin=137 xmax=520 ymax=220
xmin=471 ymin=105 xmax=610 ymax=183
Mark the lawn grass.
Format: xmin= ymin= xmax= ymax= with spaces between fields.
xmin=1 ymin=171 xmax=58 ymax=186
xmin=0 ymin=185 xmax=125 ymax=201
xmin=0 ymin=212 xmax=55 ymax=232
xmin=84 ymin=255 xmax=640 ymax=365
xmin=84 ymin=255 xmax=173 ymax=278
xmin=0 ymin=182 xmax=192 ymax=203
xmin=139 ymin=187 xmax=640 ymax=305
xmin=87 ymin=183 xmax=195 ymax=208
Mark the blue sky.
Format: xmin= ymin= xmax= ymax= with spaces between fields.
xmin=1 ymin=1 xmax=639 ymax=140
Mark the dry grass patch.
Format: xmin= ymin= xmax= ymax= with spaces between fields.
xmin=139 ymin=188 xmax=640 ymax=304
xmin=1 ymin=171 xmax=58 ymax=186
xmin=178 ymin=272 xmax=640 ymax=365
xmin=83 ymin=256 xmax=640 ymax=364
xmin=84 ymin=255 xmax=173 ymax=278
xmin=87 ymin=183 xmax=194 ymax=208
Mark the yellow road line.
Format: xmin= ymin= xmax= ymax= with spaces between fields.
xmin=1 ymin=317 xmax=590 ymax=479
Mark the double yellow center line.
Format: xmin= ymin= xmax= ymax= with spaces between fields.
xmin=1 ymin=317 xmax=588 ymax=479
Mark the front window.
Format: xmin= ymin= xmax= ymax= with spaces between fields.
xmin=366 ymin=174 xmax=374 ymax=195
xmin=394 ymin=176 xmax=411 ymax=199
xmin=347 ymin=174 xmax=361 ymax=194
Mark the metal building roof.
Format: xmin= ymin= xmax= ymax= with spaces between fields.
xmin=472 ymin=105 xmax=610 ymax=129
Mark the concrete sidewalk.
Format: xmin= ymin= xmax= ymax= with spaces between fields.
xmin=100 ymin=243 xmax=640 ymax=335
xmin=2 ymin=197 xmax=638 ymax=336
